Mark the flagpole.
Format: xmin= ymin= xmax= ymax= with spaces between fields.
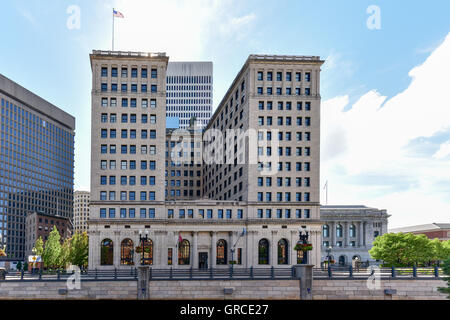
xmin=112 ymin=8 xmax=114 ymax=51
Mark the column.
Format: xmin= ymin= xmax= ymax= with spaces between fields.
xmin=331 ymin=221 xmax=336 ymax=246
xmin=113 ymin=231 xmax=120 ymax=267
xmin=230 ymin=231 xmax=236 ymax=264
xmin=174 ymin=232 xmax=179 ymax=267
xmin=192 ymin=232 xmax=198 ymax=268
xmin=211 ymin=232 xmax=217 ymax=268
xmin=363 ymin=222 xmax=368 ymax=247
xmin=344 ymin=222 xmax=349 ymax=247
xmin=358 ymin=222 xmax=363 ymax=247
xmin=270 ymin=231 xmax=277 ymax=267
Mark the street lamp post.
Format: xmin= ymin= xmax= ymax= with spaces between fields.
xmin=326 ymin=246 xmax=332 ymax=263
xmin=298 ymin=225 xmax=310 ymax=264
xmin=139 ymin=230 xmax=149 ymax=266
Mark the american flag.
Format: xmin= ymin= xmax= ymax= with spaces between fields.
xmin=113 ymin=9 xmax=124 ymax=18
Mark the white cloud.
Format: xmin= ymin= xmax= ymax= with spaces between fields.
xmin=321 ymin=33 xmax=450 ymax=228
xmin=433 ymin=140 xmax=450 ymax=159
xmin=110 ymin=0 xmax=256 ymax=60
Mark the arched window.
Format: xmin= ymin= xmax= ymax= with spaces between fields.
xmin=277 ymin=239 xmax=289 ymax=265
xmin=142 ymin=239 xmax=153 ymax=265
xmin=120 ymin=238 xmax=134 ymax=265
xmin=349 ymin=224 xmax=356 ymax=238
xmin=100 ymin=239 xmax=113 ymax=265
xmin=336 ymin=224 xmax=343 ymax=237
xmin=339 ymin=255 xmax=346 ymax=266
xmin=178 ymin=239 xmax=190 ymax=265
xmin=258 ymin=239 xmax=269 ymax=265
xmin=322 ymin=225 xmax=330 ymax=238
xmin=216 ymin=239 xmax=228 ymax=265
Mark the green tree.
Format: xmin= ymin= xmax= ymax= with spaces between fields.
xmin=369 ymin=232 xmax=434 ymax=267
xmin=34 ymin=237 xmax=44 ymax=256
xmin=431 ymin=239 xmax=450 ymax=263
xmin=16 ymin=261 xmax=22 ymax=271
xmin=58 ymin=238 xmax=72 ymax=269
xmin=438 ymin=258 xmax=450 ymax=298
xmin=42 ymin=226 xmax=62 ymax=269
xmin=23 ymin=261 xmax=28 ymax=271
xmin=70 ymin=232 xmax=89 ymax=268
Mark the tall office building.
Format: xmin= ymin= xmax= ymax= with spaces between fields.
xmin=88 ymin=52 xmax=323 ymax=269
xmin=0 ymin=74 xmax=75 ymax=259
xmin=166 ymin=62 xmax=213 ymax=130
xmin=73 ymin=190 xmax=90 ymax=233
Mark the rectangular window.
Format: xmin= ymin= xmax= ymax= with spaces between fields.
xmin=257 ymin=71 xmax=263 ymax=81
xmin=151 ymin=68 xmax=157 ymax=78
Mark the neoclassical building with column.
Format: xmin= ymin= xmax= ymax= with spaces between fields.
xmin=320 ymin=205 xmax=389 ymax=266
xmin=88 ymin=51 xmax=324 ymax=269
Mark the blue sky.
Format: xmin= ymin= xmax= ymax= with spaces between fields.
xmin=1 ymin=0 xmax=450 ymax=227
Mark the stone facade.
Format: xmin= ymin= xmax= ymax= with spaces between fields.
xmin=0 ymin=279 xmax=446 ymax=300
xmin=89 ymin=52 xmax=324 ymax=270
xmin=320 ymin=205 xmax=389 ymax=266
xmin=73 ymin=191 xmax=90 ymax=233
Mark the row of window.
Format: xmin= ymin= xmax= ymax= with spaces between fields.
xmin=258 ymin=101 xmax=311 ymax=111
xmin=256 ymin=192 xmax=311 ymax=202
xmin=101 ymin=113 xmax=157 ymax=124
xmin=257 ymin=116 xmax=311 ymax=126
xmin=257 ymin=71 xmax=311 ymax=82
xmin=98 ymin=190 xmax=157 ymax=202
xmin=100 ymin=208 xmax=156 ymax=218
xmin=257 ymin=131 xmax=311 ymax=142
xmin=257 ymin=146 xmax=311 ymax=157
xmin=257 ymin=177 xmax=310 ymax=187
xmin=97 ymin=208 xmax=311 ymax=219
xmin=166 ymin=189 xmax=201 ymax=197
xmin=257 ymin=208 xmax=310 ymax=219
xmin=100 ymin=144 xmax=156 ymax=156
xmin=100 ymin=176 xmax=157 ymax=186
xmin=257 ymin=161 xmax=311 ymax=172
xmin=100 ymin=129 xmax=157 ymax=139
xmin=100 ymin=175 xmax=156 ymax=186
xmin=101 ymin=98 xmax=157 ymax=108
xmin=100 ymin=158 xmax=158 ymax=170
xmin=257 ymin=87 xmax=311 ymax=96
xmin=100 ymin=145 xmax=160 ymax=157
xmin=101 ymin=67 xmax=157 ymax=79
xmin=100 ymin=83 xmax=157 ymax=93
xmin=100 ymin=237 xmax=303 ymax=266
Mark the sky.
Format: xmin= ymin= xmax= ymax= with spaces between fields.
xmin=1 ymin=0 xmax=449 ymax=228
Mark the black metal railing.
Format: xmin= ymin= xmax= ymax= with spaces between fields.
xmin=313 ymin=265 xmax=443 ymax=279
xmin=0 ymin=266 xmax=443 ymax=282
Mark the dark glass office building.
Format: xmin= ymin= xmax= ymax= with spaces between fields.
xmin=0 ymin=74 xmax=75 ymax=259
